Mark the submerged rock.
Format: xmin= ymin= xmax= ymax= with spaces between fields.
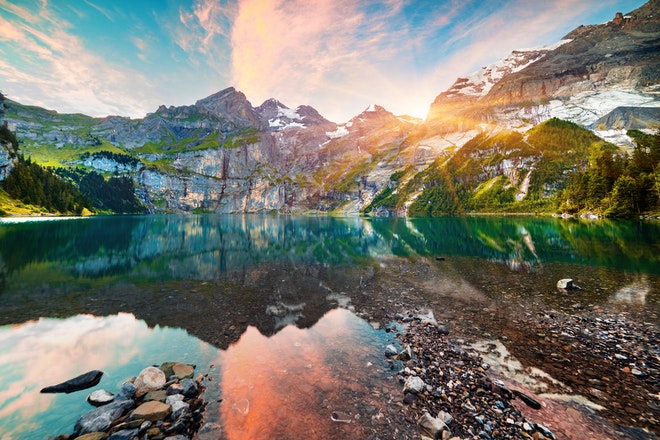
xmin=41 ymin=370 xmax=104 ymax=394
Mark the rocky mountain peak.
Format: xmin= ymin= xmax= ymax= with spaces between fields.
xmin=194 ymin=87 xmax=261 ymax=129
xmin=255 ymin=99 xmax=333 ymax=131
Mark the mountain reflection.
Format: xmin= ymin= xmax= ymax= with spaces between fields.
xmin=0 ymin=215 xmax=658 ymax=338
xmin=1 ymin=215 xmax=658 ymax=285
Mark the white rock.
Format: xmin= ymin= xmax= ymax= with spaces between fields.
xmin=134 ymin=366 xmax=166 ymax=397
xmin=403 ymin=376 xmax=426 ymax=394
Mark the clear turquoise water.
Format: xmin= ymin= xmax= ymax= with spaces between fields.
xmin=0 ymin=215 xmax=658 ymax=438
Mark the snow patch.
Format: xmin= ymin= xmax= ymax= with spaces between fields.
xmin=278 ymin=106 xmax=301 ymax=120
xmin=451 ymin=40 xmax=572 ymax=99
xmin=269 ymin=118 xmax=304 ymax=130
xmin=326 ymin=125 xmax=349 ymax=139
xmin=547 ymin=90 xmax=659 ymax=126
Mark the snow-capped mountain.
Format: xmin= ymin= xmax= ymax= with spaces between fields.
xmin=426 ymin=1 xmax=660 ymax=145
xmin=255 ymin=99 xmax=333 ymax=131
xmin=442 ymin=40 xmax=572 ymax=101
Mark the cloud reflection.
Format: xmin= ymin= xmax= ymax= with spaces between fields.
xmin=219 ymin=308 xmax=391 ymax=440
xmin=0 ymin=313 xmax=214 ymax=439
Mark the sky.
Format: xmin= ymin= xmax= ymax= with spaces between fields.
xmin=0 ymin=0 xmax=648 ymax=123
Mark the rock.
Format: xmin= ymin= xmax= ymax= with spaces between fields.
xmin=417 ymin=310 xmax=438 ymax=327
xmin=74 ymin=400 xmax=134 ymax=436
xmin=418 ymin=411 xmax=448 ymax=439
xmin=437 ymin=410 xmax=453 ymax=424
xmin=41 ymin=370 xmax=104 ymax=394
xmin=171 ymin=400 xmax=190 ymax=420
xmin=168 ymin=383 xmax=184 ymax=395
xmin=197 ymin=423 xmax=223 ymax=440
xmin=403 ymin=376 xmax=426 ymax=394
xmin=129 ymin=401 xmax=172 ymax=422
xmin=385 ymin=344 xmax=399 ymax=357
xmin=134 ymin=366 xmax=166 ymax=397
xmin=180 ymin=378 xmax=199 ymax=397
xmin=159 ymin=362 xmax=177 ymax=379
xmin=115 ymin=382 xmax=136 ymax=401
xmin=403 ymin=393 xmax=418 ymax=404
xmin=87 ymin=390 xmax=115 ymax=407
xmin=144 ymin=389 xmax=168 ymax=402
xmin=535 ymin=423 xmax=557 ymax=440
xmin=396 ymin=345 xmax=413 ymax=361
xmin=166 ymin=394 xmax=185 ymax=405
xmin=107 ymin=429 xmax=138 ymax=440
xmin=330 ymin=411 xmax=352 ymax=423
xmin=76 ymin=433 xmax=108 ymax=440
xmin=512 ymin=389 xmax=541 ymax=410
xmin=172 ymin=363 xmax=195 ymax=379
xmin=557 ymin=278 xmax=581 ymax=290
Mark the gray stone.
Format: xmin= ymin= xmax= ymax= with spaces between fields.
xmin=171 ymin=400 xmax=190 ymax=420
xmin=437 ymin=410 xmax=454 ymax=424
xmin=74 ymin=399 xmax=134 ymax=436
xmin=180 ymin=378 xmax=199 ymax=397
xmin=166 ymin=394 xmax=185 ymax=405
xmin=41 ymin=370 xmax=104 ymax=394
xmin=115 ymin=382 xmax=136 ymax=401
xmin=167 ymin=383 xmax=184 ymax=396
xmin=107 ymin=428 xmax=139 ymax=440
xmin=417 ymin=411 xmax=448 ymax=438
xmin=385 ymin=344 xmax=399 ymax=357
xmin=87 ymin=389 xmax=115 ymax=407
xmin=403 ymin=376 xmax=426 ymax=394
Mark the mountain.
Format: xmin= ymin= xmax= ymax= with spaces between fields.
xmin=1 ymin=2 xmax=658 ymax=217
xmin=425 ymin=1 xmax=660 ymax=138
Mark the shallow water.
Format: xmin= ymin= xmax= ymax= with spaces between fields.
xmin=0 ymin=214 xmax=658 ymax=438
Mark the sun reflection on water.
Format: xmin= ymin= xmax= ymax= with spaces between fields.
xmin=219 ymin=308 xmax=393 ymax=440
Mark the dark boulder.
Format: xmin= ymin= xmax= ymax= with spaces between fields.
xmin=40 ymin=370 xmax=104 ymax=394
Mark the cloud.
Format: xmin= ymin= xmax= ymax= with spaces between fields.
xmin=227 ymin=0 xmax=440 ymax=120
xmin=0 ymin=0 xmax=153 ymax=117
xmin=83 ymin=0 xmax=114 ymax=22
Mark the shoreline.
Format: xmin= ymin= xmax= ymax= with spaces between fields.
xmin=348 ymin=258 xmax=659 ymax=439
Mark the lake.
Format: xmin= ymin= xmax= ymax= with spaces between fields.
xmin=0 ymin=215 xmax=658 ymax=439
